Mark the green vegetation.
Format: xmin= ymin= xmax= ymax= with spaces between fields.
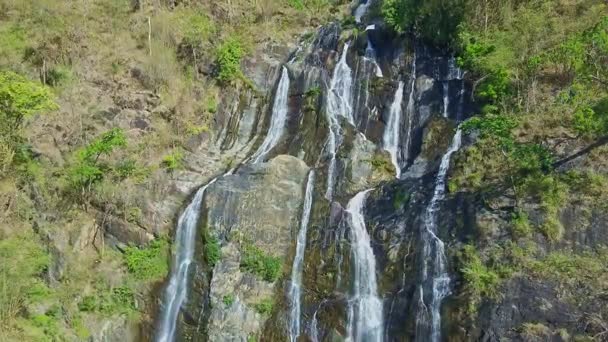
xmin=0 ymin=234 xmax=49 ymax=326
xmin=123 ymin=239 xmax=169 ymax=281
xmin=240 ymin=244 xmax=282 ymax=282
xmin=161 ymin=150 xmax=184 ymax=172
xmin=382 ymin=0 xmax=465 ymax=46
xmin=215 ymin=38 xmax=246 ymax=83
xmin=458 ymin=245 xmax=501 ymax=315
xmin=78 ymin=286 xmax=137 ymax=316
xmin=0 ymin=71 xmax=56 ymax=175
xmin=368 ymin=155 xmax=395 ymax=175
xmin=66 ymin=128 xmax=127 ymax=201
xmin=393 ymin=189 xmax=411 ymax=210
xmin=205 ymin=233 xmax=222 ymax=267
xmin=222 ymin=294 xmax=235 ymax=307
xmin=0 ymin=0 xmax=343 ymax=339
xmin=253 ymin=298 xmax=274 ymax=315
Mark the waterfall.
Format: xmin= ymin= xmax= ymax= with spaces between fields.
xmin=443 ymin=57 xmax=464 ymax=119
xmin=325 ymin=43 xmax=354 ymax=199
xmin=328 ymin=43 xmax=355 ymax=125
xmin=155 ymin=178 xmax=218 ymax=342
xmin=415 ymin=128 xmax=463 ymax=342
xmin=403 ymin=56 xmax=416 ymax=164
xmin=346 ymin=189 xmax=384 ymax=342
xmin=442 ymin=82 xmax=449 ymax=118
xmin=365 ymin=37 xmax=384 ymax=78
xmin=354 ymin=0 xmax=372 ymax=23
xmin=288 ymin=171 xmax=316 ymax=342
xmin=251 ymin=66 xmax=291 ymax=163
xmin=383 ymin=81 xmax=405 ymax=178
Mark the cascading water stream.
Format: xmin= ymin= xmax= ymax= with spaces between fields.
xmin=415 ymin=128 xmax=463 ymax=342
xmin=364 ymin=35 xmax=383 ymax=78
xmin=354 ymin=0 xmax=372 ymax=23
xmin=250 ymin=66 xmax=291 ymax=163
xmin=288 ymin=171 xmax=316 ymax=342
xmin=442 ymin=57 xmax=464 ymax=119
xmin=346 ymin=189 xmax=384 ymax=342
xmin=155 ymin=178 xmax=218 ymax=342
xmin=403 ymin=55 xmax=416 ymax=164
xmin=383 ymin=81 xmax=405 ymax=178
xmin=325 ymin=43 xmax=354 ymax=199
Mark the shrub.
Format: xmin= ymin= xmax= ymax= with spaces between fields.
xmin=459 ymin=245 xmax=501 ymax=315
xmin=368 ymin=155 xmax=394 ymax=175
xmin=240 ymin=244 xmax=282 ymax=282
xmin=162 ymin=150 xmax=184 ymax=172
xmin=123 ymin=239 xmax=169 ymax=281
xmin=253 ymin=298 xmax=274 ymax=315
xmin=511 ymin=211 xmax=532 ymax=238
xmin=393 ymin=189 xmax=410 ymax=210
xmin=205 ymin=233 xmax=221 ymax=267
xmin=0 ymin=235 xmax=49 ymax=324
xmin=67 ymin=128 xmax=127 ymax=194
xmin=222 ymin=294 xmax=235 ymax=307
xmin=215 ymin=38 xmax=245 ymax=83
xmin=78 ymin=286 xmax=136 ymax=315
xmin=0 ymin=71 xmax=57 ymax=130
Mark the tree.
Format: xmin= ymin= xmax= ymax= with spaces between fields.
xmin=67 ymin=128 xmax=127 ymax=205
xmin=382 ymin=0 xmax=466 ymax=47
xmin=0 ymin=71 xmax=56 ymax=174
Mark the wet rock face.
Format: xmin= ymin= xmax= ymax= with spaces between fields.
xmin=176 ymin=155 xmax=310 ymax=340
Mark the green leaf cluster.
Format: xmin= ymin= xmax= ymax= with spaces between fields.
xmin=382 ymin=0 xmax=466 ymax=46
xmin=67 ymin=128 xmax=127 ymax=193
xmin=215 ymin=38 xmax=245 ymax=83
xmin=78 ymin=286 xmax=136 ymax=315
xmin=205 ymin=233 xmax=221 ymax=267
xmin=240 ymin=244 xmax=282 ymax=282
xmin=123 ymin=239 xmax=169 ymax=281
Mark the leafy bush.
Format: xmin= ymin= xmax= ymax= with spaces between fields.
xmin=67 ymin=128 xmax=127 ymax=194
xmin=511 ymin=211 xmax=532 ymax=238
xmin=123 ymin=239 xmax=169 ymax=281
xmin=240 ymin=244 xmax=282 ymax=282
xmin=0 ymin=235 xmax=49 ymax=325
xmin=78 ymin=286 xmax=136 ymax=315
xmin=393 ymin=189 xmax=410 ymax=210
xmin=205 ymin=233 xmax=221 ymax=267
xmin=162 ymin=150 xmax=184 ymax=172
xmin=215 ymin=38 xmax=245 ymax=83
xmin=382 ymin=0 xmax=465 ymax=46
xmin=459 ymin=245 xmax=501 ymax=315
xmin=253 ymin=298 xmax=274 ymax=315
xmin=222 ymin=294 xmax=235 ymax=307
xmin=0 ymin=71 xmax=57 ymax=130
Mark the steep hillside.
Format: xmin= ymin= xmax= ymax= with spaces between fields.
xmin=1 ymin=0 xmax=606 ymax=341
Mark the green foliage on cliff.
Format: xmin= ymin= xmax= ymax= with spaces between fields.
xmin=0 ymin=71 xmax=56 ymax=175
xmin=123 ymin=239 xmax=169 ymax=281
xmin=253 ymin=298 xmax=274 ymax=315
xmin=0 ymin=234 xmax=49 ymax=326
xmin=161 ymin=150 xmax=184 ymax=172
xmin=66 ymin=128 xmax=127 ymax=203
xmin=240 ymin=244 xmax=282 ymax=282
xmin=458 ymin=245 xmax=501 ymax=314
xmin=78 ymin=286 xmax=137 ymax=316
xmin=382 ymin=0 xmax=465 ymax=46
xmin=205 ymin=233 xmax=222 ymax=267
xmin=215 ymin=38 xmax=246 ymax=83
